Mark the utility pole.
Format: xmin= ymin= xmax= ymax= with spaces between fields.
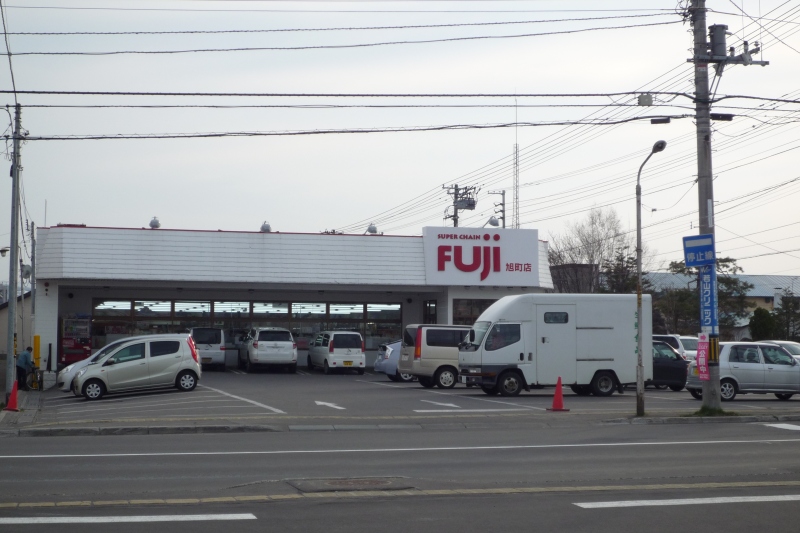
xmin=512 ymin=144 xmax=520 ymax=228
xmin=488 ymin=190 xmax=506 ymax=228
xmin=443 ymin=184 xmax=478 ymax=227
xmin=688 ymin=0 xmax=767 ymax=411
xmin=4 ymin=104 xmax=21 ymax=404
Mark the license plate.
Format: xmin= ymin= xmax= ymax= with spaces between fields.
xmin=692 ymin=367 xmax=699 ymax=375
xmin=202 ymin=357 xmax=212 ymax=363
xmin=343 ymin=361 xmax=352 ymax=367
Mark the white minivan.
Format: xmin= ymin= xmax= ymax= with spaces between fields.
xmin=307 ymin=331 xmax=365 ymax=375
xmin=190 ymin=327 xmax=227 ymax=369
xmin=240 ymin=327 xmax=298 ymax=373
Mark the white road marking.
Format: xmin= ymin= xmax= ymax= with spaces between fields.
xmin=6 ymin=437 xmax=800 ymax=460
xmin=198 ymin=385 xmax=285 ymax=414
xmin=0 ymin=514 xmax=257 ymax=524
xmin=420 ymin=400 xmax=460 ymax=408
xmin=414 ymin=408 xmax=530 ymax=413
xmin=575 ymin=494 xmax=800 ymax=509
xmin=315 ymin=401 xmax=345 ymax=410
xmin=765 ymin=423 xmax=800 ymax=431
xmin=56 ymin=399 xmax=243 ymax=415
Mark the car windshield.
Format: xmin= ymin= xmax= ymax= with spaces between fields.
xmin=468 ymin=321 xmax=491 ymax=348
xmin=776 ymin=342 xmax=800 ymax=356
xmin=681 ymin=338 xmax=699 ymax=350
xmin=89 ymin=340 xmax=126 ymax=363
xmin=192 ymin=328 xmax=222 ymax=344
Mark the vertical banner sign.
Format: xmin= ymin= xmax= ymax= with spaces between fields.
xmin=699 ymin=264 xmax=718 ymax=335
xmin=696 ymin=332 xmax=710 ymax=381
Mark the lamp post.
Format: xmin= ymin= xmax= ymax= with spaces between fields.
xmin=636 ymin=140 xmax=667 ymax=416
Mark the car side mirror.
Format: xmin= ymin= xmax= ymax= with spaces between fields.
xmin=793 ymin=358 xmax=798 ymax=366
xmin=469 ymin=330 xmax=475 ymax=342
xmin=104 ymin=359 xmax=115 ymax=366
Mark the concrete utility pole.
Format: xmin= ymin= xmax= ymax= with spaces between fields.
xmin=689 ymin=0 xmax=767 ymax=410
xmin=4 ymin=103 xmax=21 ymax=403
xmin=443 ymin=184 xmax=478 ymax=227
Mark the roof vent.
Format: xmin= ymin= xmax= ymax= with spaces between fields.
xmin=149 ymin=217 xmax=161 ymax=229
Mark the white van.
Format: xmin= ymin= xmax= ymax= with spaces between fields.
xmin=307 ymin=331 xmax=366 ymax=375
xmin=459 ymin=293 xmax=652 ymax=397
xmin=189 ymin=327 xmax=227 ymax=369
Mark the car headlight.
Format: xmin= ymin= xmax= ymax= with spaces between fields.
xmin=63 ymin=364 xmax=74 ymax=374
xmin=76 ymin=368 xmax=87 ymax=378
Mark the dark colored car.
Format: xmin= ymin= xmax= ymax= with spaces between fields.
xmin=649 ymin=341 xmax=688 ymax=391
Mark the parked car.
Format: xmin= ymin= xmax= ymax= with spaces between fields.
xmin=71 ymin=334 xmax=201 ymax=401
xmin=57 ymin=339 xmax=127 ymax=393
xmin=649 ymin=341 xmax=688 ymax=391
xmin=399 ymin=324 xmax=471 ymax=389
xmin=373 ymin=340 xmax=414 ymax=382
xmin=307 ymin=331 xmax=365 ymax=375
xmin=189 ymin=327 xmax=227 ymax=370
xmin=653 ymin=334 xmax=698 ymax=360
xmin=686 ymin=342 xmax=799 ymax=401
xmin=764 ymin=340 xmax=800 ymax=360
xmin=239 ymin=327 xmax=298 ymax=373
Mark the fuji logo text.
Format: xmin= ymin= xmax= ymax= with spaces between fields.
xmin=437 ymin=233 xmax=501 ymax=281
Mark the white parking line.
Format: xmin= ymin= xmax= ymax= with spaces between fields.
xmin=198 ymin=385 xmax=286 ymax=414
xmin=575 ymin=494 xmax=800 ymax=509
xmin=55 ymin=405 xmax=266 ymax=418
xmin=0 ymin=514 xmax=257 ymax=524
xmin=414 ymin=409 xmax=531 ymax=413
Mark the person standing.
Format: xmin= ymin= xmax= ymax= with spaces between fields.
xmin=16 ymin=346 xmax=34 ymax=391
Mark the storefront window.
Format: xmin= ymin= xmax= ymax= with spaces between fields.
xmin=423 ymin=300 xmax=437 ymax=324
xmin=133 ymin=320 xmax=173 ymax=336
xmin=330 ymin=303 xmax=364 ymax=320
xmin=365 ymin=321 xmax=401 ymax=349
xmin=367 ymin=303 xmax=400 ymax=320
xmin=94 ymin=300 xmax=132 ymax=317
xmin=134 ymin=300 xmax=171 ymax=317
xmin=174 ymin=301 xmax=211 ymax=318
xmin=292 ymin=303 xmax=326 ymax=320
xmin=453 ymin=299 xmax=496 ymax=325
xmin=215 ymin=301 xmax=251 ymax=318
xmin=252 ymin=302 xmax=288 ymax=319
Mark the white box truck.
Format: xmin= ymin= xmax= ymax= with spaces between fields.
xmin=458 ymin=293 xmax=652 ymax=397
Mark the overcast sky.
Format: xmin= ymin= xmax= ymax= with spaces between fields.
xmin=0 ymin=0 xmax=798 ymax=284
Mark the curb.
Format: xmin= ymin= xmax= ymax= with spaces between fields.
xmin=4 ymin=425 xmax=280 ymax=438
xmin=605 ymin=414 xmax=800 ymax=425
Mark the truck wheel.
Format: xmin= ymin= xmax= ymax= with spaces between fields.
xmin=669 ymin=384 xmax=684 ymax=392
xmin=497 ymin=371 xmax=523 ymax=397
xmin=590 ymin=371 xmax=616 ymax=397
xmin=418 ymin=376 xmax=435 ymax=388
xmin=435 ymin=367 xmax=457 ymax=389
xmin=481 ymin=385 xmax=499 ymax=396
xmin=689 ymin=388 xmax=702 ymax=400
xmin=570 ymin=385 xmax=591 ymax=396
xmin=720 ymin=379 xmax=737 ymax=401
xmin=775 ymin=393 xmax=794 ymax=400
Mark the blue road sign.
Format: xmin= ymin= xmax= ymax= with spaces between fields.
xmin=699 ymin=264 xmax=719 ymax=335
xmin=683 ymin=234 xmax=716 ymax=267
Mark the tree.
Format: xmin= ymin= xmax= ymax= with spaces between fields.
xmin=659 ymin=258 xmax=754 ymax=339
xmin=772 ymin=289 xmax=800 ymax=340
xmin=549 ymin=207 xmax=652 ymax=293
xmin=749 ymin=307 xmax=775 ymax=340
xmin=599 ymin=249 xmax=652 ymax=294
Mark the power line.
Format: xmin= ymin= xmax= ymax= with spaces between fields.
xmin=0 ymin=0 xmax=17 ymax=106
xmin=6 ymin=13 xmax=678 ymax=36
xmin=12 ymin=20 xmax=683 ymax=55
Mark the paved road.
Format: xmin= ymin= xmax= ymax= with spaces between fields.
xmin=2 ymin=419 xmax=800 ymax=531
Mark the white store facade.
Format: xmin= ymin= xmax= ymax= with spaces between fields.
xmin=32 ymin=224 xmax=552 ymax=367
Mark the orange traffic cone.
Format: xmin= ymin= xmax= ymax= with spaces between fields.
xmin=3 ymin=380 xmax=19 ymax=412
xmin=547 ymin=376 xmax=569 ymax=412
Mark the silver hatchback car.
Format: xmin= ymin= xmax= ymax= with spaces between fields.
xmin=72 ymin=334 xmax=202 ymax=400
xmin=686 ymin=342 xmax=799 ymax=401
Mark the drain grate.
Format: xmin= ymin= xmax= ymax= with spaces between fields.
xmin=287 ymin=477 xmax=414 ymax=493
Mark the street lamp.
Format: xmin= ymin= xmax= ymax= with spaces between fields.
xmin=636 ymin=140 xmax=667 ymax=417
xmin=482 ymin=216 xmax=499 ymax=228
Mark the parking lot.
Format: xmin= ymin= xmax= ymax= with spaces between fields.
xmin=30 ymin=366 xmax=800 ymax=429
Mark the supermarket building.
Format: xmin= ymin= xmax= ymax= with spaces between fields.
xmin=32 ymin=224 xmax=552 ymax=366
